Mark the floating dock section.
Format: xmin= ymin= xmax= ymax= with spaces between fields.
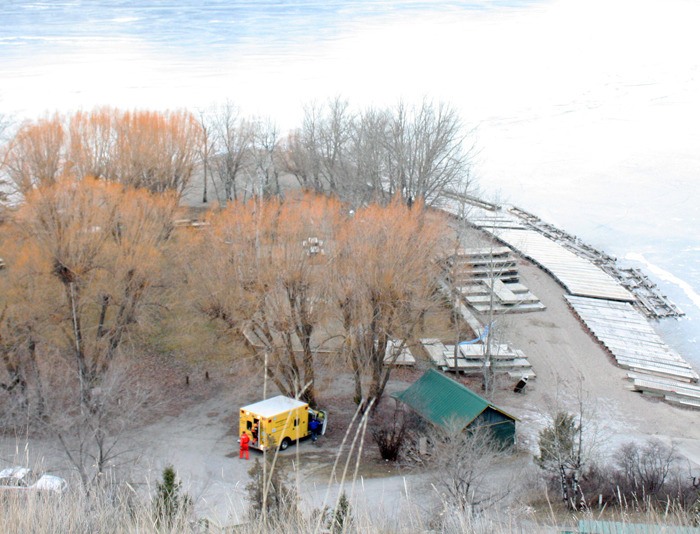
xmin=566 ymin=296 xmax=698 ymax=383
xmin=566 ymin=295 xmax=699 ymax=406
xmin=420 ymin=338 xmax=535 ymax=379
xmin=441 ymin=247 xmax=544 ymax=313
xmin=508 ymin=206 xmax=684 ymax=319
xmin=626 ymin=373 xmax=700 ymax=409
xmin=489 ymin=227 xmax=636 ymax=303
xmin=384 ymin=339 xmax=416 ymax=367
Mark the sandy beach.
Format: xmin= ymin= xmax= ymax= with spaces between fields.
xmin=494 ymin=257 xmax=700 ymax=465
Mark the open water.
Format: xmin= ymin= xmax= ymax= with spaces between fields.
xmin=1 ymin=0 xmax=698 ymax=367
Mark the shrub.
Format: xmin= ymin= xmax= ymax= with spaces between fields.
xmin=370 ymin=405 xmax=408 ymax=461
xmin=614 ymin=438 xmax=680 ymax=497
xmin=328 ymin=491 xmax=353 ymax=533
xmin=245 ymin=456 xmax=299 ymax=524
xmin=152 ymin=465 xmax=191 ymax=530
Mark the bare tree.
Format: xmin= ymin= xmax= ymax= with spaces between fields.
xmin=283 ymin=98 xmax=474 ymax=207
xmin=429 ymin=424 xmax=513 ymax=516
xmin=385 ymin=99 xmax=473 ymax=206
xmin=317 ymin=97 xmax=354 ymax=195
xmin=0 ymin=111 xmax=12 ymax=142
xmin=281 ymin=98 xmax=354 ymax=196
xmin=47 ymin=363 xmax=155 ymax=490
xmin=279 ymin=130 xmax=315 ymax=192
xmin=0 ymin=111 xmax=14 ymax=202
xmin=196 ymin=108 xmax=216 ymax=203
xmin=614 ymin=438 xmax=681 ymax=497
xmin=210 ymin=102 xmax=254 ymax=202
xmin=251 ymin=118 xmax=282 ymax=197
xmin=347 ymin=107 xmax=390 ymax=205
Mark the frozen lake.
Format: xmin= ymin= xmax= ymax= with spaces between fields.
xmin=1 ymin=0 xmax=699 ymax=366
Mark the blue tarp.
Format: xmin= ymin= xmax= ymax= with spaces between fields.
xmin=459 ymin=324 xmax=490 ymax=345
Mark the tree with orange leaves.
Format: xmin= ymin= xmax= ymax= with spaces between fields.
xmin=4 ymin=178 xmax=178 ymax=406
xmin=186 ymin=193 xmax=342 ymax=407
xmin=3 ymin=109 xmax=201 ymax=197
xmin=110 ymin=109 xmax=201 ymax=194
xmin=0 ymin=238 xmax=51 ymax=418
xmin=3 ymin=114 xmax=65 ymax=193
xmin=186 ymin=193 xmax=443 ymax=409
xmin=0 ymin=179 xmax=179 ymax=485
xmin=66 ymin=108 xmax=116 ymax=181
xmin=331 ymin=196 xmax=445 ymax=409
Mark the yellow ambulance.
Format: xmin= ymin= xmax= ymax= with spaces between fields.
xmin=239 ymin=395 xmax=327 ymax=451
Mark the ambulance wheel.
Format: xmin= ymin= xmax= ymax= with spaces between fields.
xmin=280 ymin=438 xmax=291 ymax=451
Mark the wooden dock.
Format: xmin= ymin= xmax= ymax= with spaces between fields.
xmin=441 ymin=191 xmax=502 ymax=213
xmin=488 ymin=227 xmax=636 ymax=302
xmin=566 ymin=295 xmax=697 ymax=382
xmin=441 ymin=197 xmax=696 ymax=407
xmin=449 ymin=199 xmax=683 ymax=319
xmin=420 ymin=338 xmax=535 ymax=379
xmin=441 ymin=247 xmax=545 ymax=313
xmin=626 ymin=373 xmax=700 ymax=408
xmin=567 ymin=296 xmax=699 ymax=407
xmin=421 ymin=338 xmax=450 ymax=368
xmin=384 ymin=339 xmax=416 ymax=367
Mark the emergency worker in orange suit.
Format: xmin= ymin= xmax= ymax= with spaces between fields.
xmin=240 ymin=432 xmax=250 ymax=460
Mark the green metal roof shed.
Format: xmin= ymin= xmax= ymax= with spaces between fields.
xmin=392 ymin=369 xmax=518 ymax=446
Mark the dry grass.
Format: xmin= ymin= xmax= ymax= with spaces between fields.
xmin=0 ymin=481 xmax=695 ymax=533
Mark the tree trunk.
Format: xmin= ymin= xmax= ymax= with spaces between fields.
xmin=27 ymin=337 xmax=46 ymax=419
xmin=66 ymin=282 xmax=90 ymax=407
xmin=202 ymin=156 xmax=208 ymax=203
xmin=559 ymin=464 xmax=569 ymax=505
xmin=288 ymin=283 xmax=316 ymax=407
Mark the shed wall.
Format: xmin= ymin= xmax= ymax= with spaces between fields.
xmin=473 ymin=407 xmax=516 ymax=446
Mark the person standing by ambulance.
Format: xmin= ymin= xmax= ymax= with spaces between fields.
xmin=251 ymin=422 xmax=259 ymax=445
xmin=240 ymin=432 xmax=250 ymax=459
xmin=309 ymin=416 xmax=320 ymax=442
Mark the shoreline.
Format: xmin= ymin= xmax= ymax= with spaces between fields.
xmin=440 ymin=195 xmax=699 ymax=401
xmin=491 ymin=256 xmax=700 ymax=468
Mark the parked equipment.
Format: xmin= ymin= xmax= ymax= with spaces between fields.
xmin=239 ymin=395 xmax=327 ymax=451
xmin=513 ymin=376 xmax=529 ymax=393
